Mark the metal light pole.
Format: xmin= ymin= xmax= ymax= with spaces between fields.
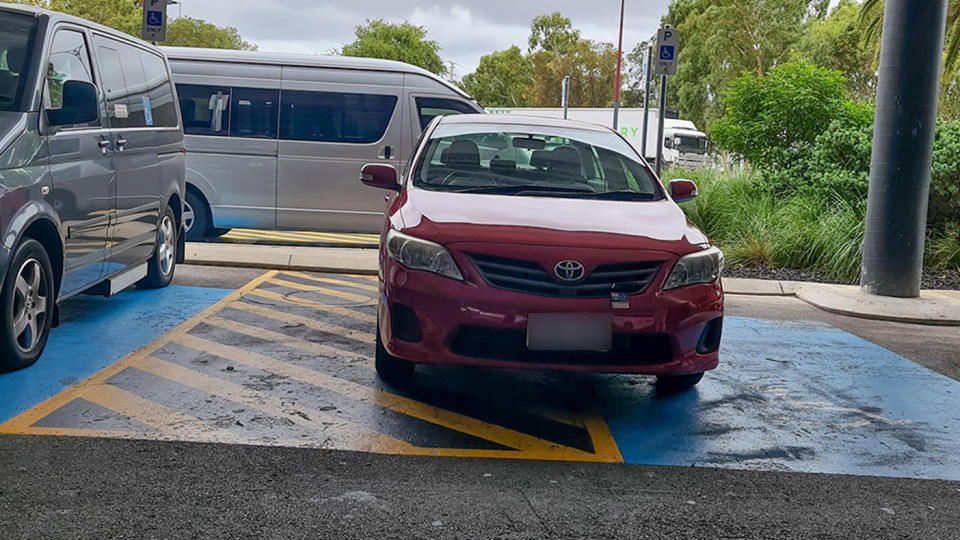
xmin=612 ymin=0 xmax=625 ymax=130
xmin=640 ymin=43 xmax=652 ymax=160
xmin=562 ymin=76 xmax=570 ymax=119
xmin=655 ymin=73 xmax=667 ymax=177
xmin=860 ymin=0 xmax=948 ymax=298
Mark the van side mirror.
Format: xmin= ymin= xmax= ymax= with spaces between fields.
xmin=47 ymin=80 xmax=99 ymax=127
xmin=360 ymin=163 xmax=399 ymax=191
xmin=668 ymin=179 xmax=698 ymax=203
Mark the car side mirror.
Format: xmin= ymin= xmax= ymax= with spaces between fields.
xmin=46 ymin=80 xmax=99 ymax=127
xmin=669 ymin=179 xmax=698 ymax=203
xmin=360 ymin=163 xmax=399 ymax=191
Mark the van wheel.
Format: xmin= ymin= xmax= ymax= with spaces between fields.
xmin=184 ymin=189 xmax=211 ymax=241
xmin=0 ymin=239 xmax=56 ymax=372
xmin=375 ymin=318 xmax=414 ymax=384
xmin=138 ymin=205 xmax=177 ymax=289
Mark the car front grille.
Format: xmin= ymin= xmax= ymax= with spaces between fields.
xmin=467 ymin=253 xmax=662 ymax=298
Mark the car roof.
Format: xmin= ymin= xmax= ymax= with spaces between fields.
xmin=438 ymin=113 xmax=614 ymax=133
xmin=161 ymin=46 xmax=474 ymax=101
xmin=0 ymin=3 xmax=162 ymax=52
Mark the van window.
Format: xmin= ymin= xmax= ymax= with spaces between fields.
xmin=230 ymin=87 xmax=278 ymax=139
xmin=415 ymin=97 xmax=477 ymax=131
xmin=46 ymin=29 xmax=97 ymax=127
xmin=279 ymin=90 xmax=397 ymax=143
xmin=177 ymin=84 xmax=230 ymax=136
xmin=139 ymin=50 xmax=178 ymax=128
xmin=117 ymin=43 xmax=147 ymax=127
xmin=95 ymin=45 xmax=128 ymax=127
xmin=0 ymin=11 xmax=38 ymax=112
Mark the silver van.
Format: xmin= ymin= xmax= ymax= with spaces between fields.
xmin=161 ymin=47 xmax=482 ymax=239
xmin=0 ymin=5 xmax=185 ymax=370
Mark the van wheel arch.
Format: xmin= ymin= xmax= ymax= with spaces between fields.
xmin=19 ymin=219 xmax=64 ymax=299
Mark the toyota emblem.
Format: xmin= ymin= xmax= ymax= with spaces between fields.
xmin=554 ymin=260 xmax=585 ymax=281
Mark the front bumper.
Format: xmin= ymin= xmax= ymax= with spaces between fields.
xmin=379 ymin=256 xmax=724 ymax=375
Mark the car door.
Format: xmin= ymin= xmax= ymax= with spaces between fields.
xmin=275 ymin=67 xmax=403 ymax=233
xmin=43 ymin=26 xmax=116 ymax=297
xmin=93 ymin=35 xmax=161 ymax=272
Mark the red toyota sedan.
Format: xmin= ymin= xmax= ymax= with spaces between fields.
xmin=360 ymin=115 xmax=723 ymax=391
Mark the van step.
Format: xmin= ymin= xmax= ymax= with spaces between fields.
xmin=109 ymin=263 xmax=148 ymax=296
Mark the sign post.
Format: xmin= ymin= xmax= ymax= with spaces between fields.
xmin=561 ymin=76 xmax=570 ymax=119
xmin=654 ymin=25 xmax=678 ymax=176
xmin=141 ymin=0 xmax=168 ymax=43
xmin=640 ymin=44 xmax=653 ymax=161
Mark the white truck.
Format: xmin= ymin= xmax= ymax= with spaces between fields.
xmin=485 ymin=107 xmax=711 ymax=170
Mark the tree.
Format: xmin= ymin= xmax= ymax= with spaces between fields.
xmin=860 ymin=0 xmax=959 ymax=72
xmin=795 ymin=1 xmax=877 ymax=100
xmin=528 ymin=12 xmax=581 ymax=54
xmin=340 ymin=19 xmax=446 ymax=76
xmin=661 ymin=0 xmax=811 ymax=129
xmin=711 ymin=61 xmax=851 ymax=166
xmin=459 ymin=46 xmax=533 ymax=107
xmin=528 ymin=39 xmax=618 ymax=107
xmin=162 ymin=17 xmax=256 ymax=50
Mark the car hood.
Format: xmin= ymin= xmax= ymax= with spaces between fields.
xmin=396 ymin=187 xmax=709 ymax=255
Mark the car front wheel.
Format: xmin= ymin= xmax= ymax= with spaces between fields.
xmin=0 ymin=239 xmax=56 ymax=372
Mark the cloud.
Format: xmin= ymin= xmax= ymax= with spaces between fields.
xmin=176 ymin=0 xmax=671 ymax=75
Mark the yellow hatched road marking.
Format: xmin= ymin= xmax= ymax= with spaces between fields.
xmin=244 ymin=289 xmax=377 ymax=324
xmin=177 ymin=332 xmax=580 ymax=455
xmin=283 ymin=271 xmax=379 ymax=293
xmin=226 ymin=229 xmax=379 ymax=243
xmin=204 ymin=317 xmax=373 ymax=367
xmin=0 ymin=271 xmax=280 ymax=434
xmin=83 ymin=384 xmax=250 ymax=445
xmin=228 ymin=300 xmax=375 ymax=345
xmin=226 ymin=231 xmax=374 ymax=245
xmin=266 ymin=277 xmax=375 ymax=305
xmin=135 ymin=355 xmax=411 ymax=453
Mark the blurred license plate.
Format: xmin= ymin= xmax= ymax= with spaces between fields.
xmin=527 ymin=314 xmax=613 ymax=351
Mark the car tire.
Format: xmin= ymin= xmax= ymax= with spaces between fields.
xmin=184 ymin=188 xmax=212 ymax=242
xmin=0 ymin=239 xmax=56 ymax=373
xmin=138 ymin=205 xmax=177 ymax=289
xmin=375 ymin=318 xmax=414 ymax=384
xmin=656 ymin=372 xmax=704 ymax=392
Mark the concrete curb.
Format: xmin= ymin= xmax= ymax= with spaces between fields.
xmin=184 ymin=243 xmax=960 ymax=326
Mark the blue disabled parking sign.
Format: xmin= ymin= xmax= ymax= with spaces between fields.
xmin=659 ymin=45 xmax=675 ymax=61
xmin=141 ymin=0 xmax=167 ymax=42
xmin=147 ymin=11 xmax=163 ymax=27
xmin=655 ymin=26 xmax=679 ymax=75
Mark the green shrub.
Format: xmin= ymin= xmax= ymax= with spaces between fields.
xmin=931 ymin=120 xmax=960 ymax=225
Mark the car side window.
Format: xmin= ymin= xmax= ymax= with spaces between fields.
xmin=176 ymin=84 xmax=230 ymax=136
xmin=230 ymin=87 xmax=278 ymax=139
xmin=279 ymin=90 xmax=397 ymax=143
xmin=139 ymin=50 xmax=178 ymax=128
xmin=46 ymin=29 xmax=98 ymax=128
xmin=415 ymin=97 xmax=477 ymax=131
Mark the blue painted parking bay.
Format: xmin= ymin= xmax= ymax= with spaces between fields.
xmin=1 ymin=271 xmax=958 ymax=481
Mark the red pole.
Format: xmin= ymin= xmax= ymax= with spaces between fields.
xmin=613 ymin=0 xmax=625 ymax=129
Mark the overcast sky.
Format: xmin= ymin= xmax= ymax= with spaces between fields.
xmin=171 ymin=0 xmax=672 ymax=78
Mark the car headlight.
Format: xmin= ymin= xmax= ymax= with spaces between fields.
xmin=386 ymin=229 xmax=463 ymax=281
xmin=663 ymin=247 xmax=724 ymax=290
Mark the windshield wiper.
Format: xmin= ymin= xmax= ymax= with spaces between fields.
xmin=457 ymin=185 xmax=595 ymax=195
xmin=589 ymin=191 xmax=658 ymax=201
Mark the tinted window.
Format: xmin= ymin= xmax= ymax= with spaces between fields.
xmin=0 ymin=11 xmax=38 ymax=112
xmin=176 ymin=84 xmax=230 ymax=136
xmin=95 ymin=44 xmax=129 ymax=127
xmin=415 ymin=97 xmax=477 ymax=131
xmin=230 ymin=87 xmax=278 ymax=139
xmin=139 ymin=50 xmax=178 ymax=127
xmin=46 ymin=29 xmax=97 ymax=127
xmin=117 ymin=43 xmax=147 ymax=127
xmin=280 ymin=90 xmax=397 ymax=143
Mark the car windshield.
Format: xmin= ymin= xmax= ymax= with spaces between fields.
xmin=413 ymin=124 xmax=664 ymax=201
xmin=674 ymin=134 xmax=709 ymax=154
xmin=0 ymin=11 xmax=38 ymax=112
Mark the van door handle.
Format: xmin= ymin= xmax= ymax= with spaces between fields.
xmin=98 ymin=139 xmax=111 ymax=155
xmin=379 ymin=145 xmax=392 ymax=160
xmin=116 ymin=138 xmax=127 ymax=152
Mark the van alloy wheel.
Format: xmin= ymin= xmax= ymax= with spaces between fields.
xmin=183 ymin=199 xmax=195 ymax=234
xmin=158 ymin=214 xmax=175 ymax=277
xmin=10 ymin=258 xmax=49 ymax=353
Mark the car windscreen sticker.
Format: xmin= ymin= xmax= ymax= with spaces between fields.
xmin=142 ymin=96 xmax=154 ymax=126
xmin=114 ymin=103 xmax=129 ymax=119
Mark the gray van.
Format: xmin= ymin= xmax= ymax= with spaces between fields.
xmin=0 ymin=5 xmax=185 ymax=370
xmin=161 ymin=47 xmax=482 ymax=239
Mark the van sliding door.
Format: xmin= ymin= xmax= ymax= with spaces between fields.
xmin=276 ymin=67 xmax=403 ymax=233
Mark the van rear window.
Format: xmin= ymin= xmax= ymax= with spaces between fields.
xmin=279 ymin=90 xmax=397 ymax=144
xmin=0 ymin=11 xmax=38 ymax=112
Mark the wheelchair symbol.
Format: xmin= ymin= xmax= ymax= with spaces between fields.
xmin=659 ymin=46 xmax=675 ymax=61
xmin=147 ymin=11 xmax=163 ymax=26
